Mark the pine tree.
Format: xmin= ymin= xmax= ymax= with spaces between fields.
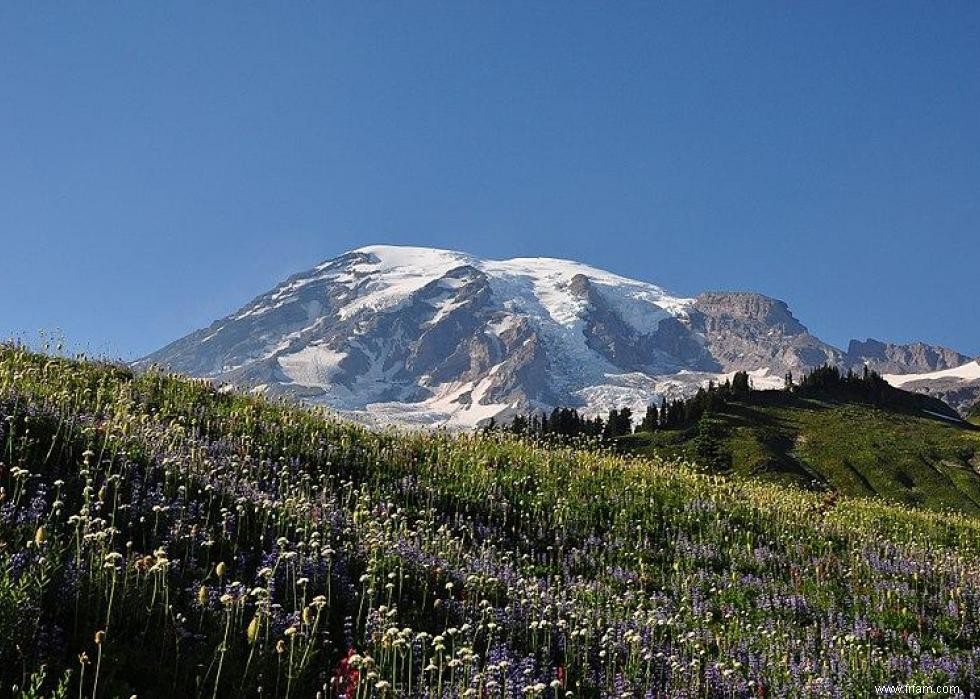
xmin=620 ymin=407 xmax=633 ymax=434
xmin=694 ymin=414 xmax=728 ymax=470
xmin=640 ymin=404 xmax=659 ymax=432
xmin=732 ymin=371 xmax=751 ymax=398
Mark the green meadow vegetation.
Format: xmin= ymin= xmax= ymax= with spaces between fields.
xmin=621 ymin=391 xmax=980 ymax=516
xmin=1 ymin=345 xmax=979 ymax=697
xmin=969 ymin=402 xmax=980 ymax=426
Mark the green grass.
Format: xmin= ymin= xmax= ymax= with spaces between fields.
xmin=621 ymin=391 xmax=980 ymax=516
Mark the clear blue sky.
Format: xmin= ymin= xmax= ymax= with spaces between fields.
xmin=2 ymin=3 xmax=978 ymax=360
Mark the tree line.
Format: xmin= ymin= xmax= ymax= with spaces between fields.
xmin=491 ymin=364 xmax=893 ymax=439
xmin=490 ymin=371 xmax=754 ymax=439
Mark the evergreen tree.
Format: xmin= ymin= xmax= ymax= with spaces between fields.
xmin=603 ymin=409 xmax=618 ymax=438
xmin=693 ymin=414 xmax=729 ymax=470
xmin=620 ymin=406 xmax=633 ymax=434
xmin=732 ymin=370 xmax=751 ymax=398
xmin=639 ymin=404 xmax=659 ymax=432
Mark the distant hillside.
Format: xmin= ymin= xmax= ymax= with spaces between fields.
xmin=622 ymin=388 xmax=980 ymax=516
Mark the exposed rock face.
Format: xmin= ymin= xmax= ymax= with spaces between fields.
xmin=688 ymin=292 xmax=843 ymax=376
xmin=140 ymin=245 xmax=977 ymax=425
xmin=845 ymin=339 xmax=972 ymax=375
xmin=574 ymin=275 xmax=717 ymax=373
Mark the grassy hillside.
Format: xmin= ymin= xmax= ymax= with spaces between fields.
xmin=2 ymin=346 xmax=980 ymax=697
xmin=621 ymin=391 xmax=980 ymax=516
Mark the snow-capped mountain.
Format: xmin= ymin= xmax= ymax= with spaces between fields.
xmin=139 ymin=245 xmax=978 ymax=425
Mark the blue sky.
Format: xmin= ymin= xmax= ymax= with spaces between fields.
xmin=1 ymin=3 xmax=978 ymax=360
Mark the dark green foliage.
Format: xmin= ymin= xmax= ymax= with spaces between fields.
xmin=639 ymin=404 xmax=659 ymax=432
xmin=731 ymin=370 xmax=751 ymax=398
xmin=793 ymin=364 xmax=924 ymax=413
xmin=632 ymin=372 xmax=749 ymax=434
xmin=603 ymin=407 xmax=632 ymax=438
xmin=501 ymin=406 xmax=606 ymax=441
xmin=693 ymin=414 xmax=730 ymax=470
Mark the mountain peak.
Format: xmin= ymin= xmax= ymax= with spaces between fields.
xmin=139 ymin=245 xmax=980 ymax=424
xmin=845 ymin=338 xmax=973 ymax=375
xmin=693 ymin=291 xmax=807 ymax=334
xmin=348 ymin=244 xmax=475 ymax=267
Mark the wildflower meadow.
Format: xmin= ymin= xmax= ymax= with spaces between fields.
xmin=1 ymin=345 xmax=978 ymax=697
